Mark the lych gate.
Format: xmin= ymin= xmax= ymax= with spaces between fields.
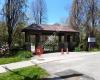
xmin=22 ymin=24 xmax=79 ymax=54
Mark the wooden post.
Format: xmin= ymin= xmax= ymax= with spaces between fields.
xmin=58 ymin=35 xmax=62 ymax=51
xmin=25 ymin=32 xmax=29 ymax=42
xmin=25 ymin=32 xmax=31 ymax=50
xmin=35 ymin=34 xmax=41 ymax=52
xmin=64 ymin=34 xmax=69 ymax=54
xmin=64 ymin=34 xmax=67 ymax=42
xmin=67 ymin=35 xmax=70 ymax=42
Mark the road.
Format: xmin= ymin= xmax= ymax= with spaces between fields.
xmin=39 ymin=53 xmax=100 ymax=80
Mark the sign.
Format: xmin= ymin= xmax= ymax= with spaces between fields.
xmin=88 ymin=37 xmax=96 ymax=42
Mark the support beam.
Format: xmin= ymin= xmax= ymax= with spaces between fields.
xmin=35 ymin=34 xmax=41 ymax=49
xmin=25 ymin=32 xmax=31 ymax=50
xmin=64 ymin=34 xmax=67 ymax=42
xmin=67 ymin=35 xmax=70 ymax=42
xmin=58 ymin=35 xmax=62 ymax=51
xmin=25 ymin=32 xmax=30 ymax=42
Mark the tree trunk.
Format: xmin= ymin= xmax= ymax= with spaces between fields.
xmin=7 ymin=24 xmax=13 ymax=50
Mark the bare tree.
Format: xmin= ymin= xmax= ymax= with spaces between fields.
xmin=69 ymin=0 xmax=100 ymax=50
xmin=3 ymin=0 xmax=27 ymax=49
xmin=32 ymin=0 xmax=47 ymax=24
xmin=69 ymin=0 xmax=83 ymax=30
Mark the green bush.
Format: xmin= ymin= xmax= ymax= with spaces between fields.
xmin=75 ymin=46 xmax=81 ymax=52
xmin=16 ymin=50 xmax=32 ymax=59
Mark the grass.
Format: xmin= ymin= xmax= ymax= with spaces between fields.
xmin=90 ymin=48 xmax=100 ymax=52
xmin=0 ymin=50 xmax=32 ymax=65
xmin=0 ymin=66 xmax=48 ymax=80
xmin=0 ymin=57 xmax=26 ymax=65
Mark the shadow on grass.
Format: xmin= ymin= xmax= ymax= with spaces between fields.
xmin=2 ymin=66 xmax=41 ymax=80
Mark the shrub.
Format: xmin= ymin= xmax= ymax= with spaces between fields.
xmin=75 ymin=46 xmax=81 ymax=52
xmin=16 ymin=50 xmax=32 ymax=59
xmin=90 ymin=48 xmax=100 ymax=51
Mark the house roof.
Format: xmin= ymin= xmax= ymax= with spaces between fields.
xmin=22 ymin=24 xmax=78 ymax=33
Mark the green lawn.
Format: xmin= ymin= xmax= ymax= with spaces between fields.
xmin=0 ymin=50 xmax=32 ymax=65
xmin=0 ymin=66 xmax=48 ymax=80
xmin=0 ymin=57 xmax=27 ymax=65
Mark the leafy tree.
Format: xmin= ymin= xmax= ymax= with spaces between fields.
xmin=0 ymin=22 xmax=26 ymax=55
xmin=0 ymin=22 xmax=8 ymax=46
xmin=13 ymin=22 xmax=26 ymax=47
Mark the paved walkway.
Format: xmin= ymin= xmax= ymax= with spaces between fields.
xmin=0 ymin=52 xmax=99 ymax=73
xmin=0 ymin=52 xmax=100 ymax=80
xmin=38 ymin=52 xmax=100 ymax=80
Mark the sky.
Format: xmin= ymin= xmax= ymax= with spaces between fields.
xmin=0 ymin=0 xmax=73 ymax=24
xmin=45 ymin=0 xmax=73 ymax=24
